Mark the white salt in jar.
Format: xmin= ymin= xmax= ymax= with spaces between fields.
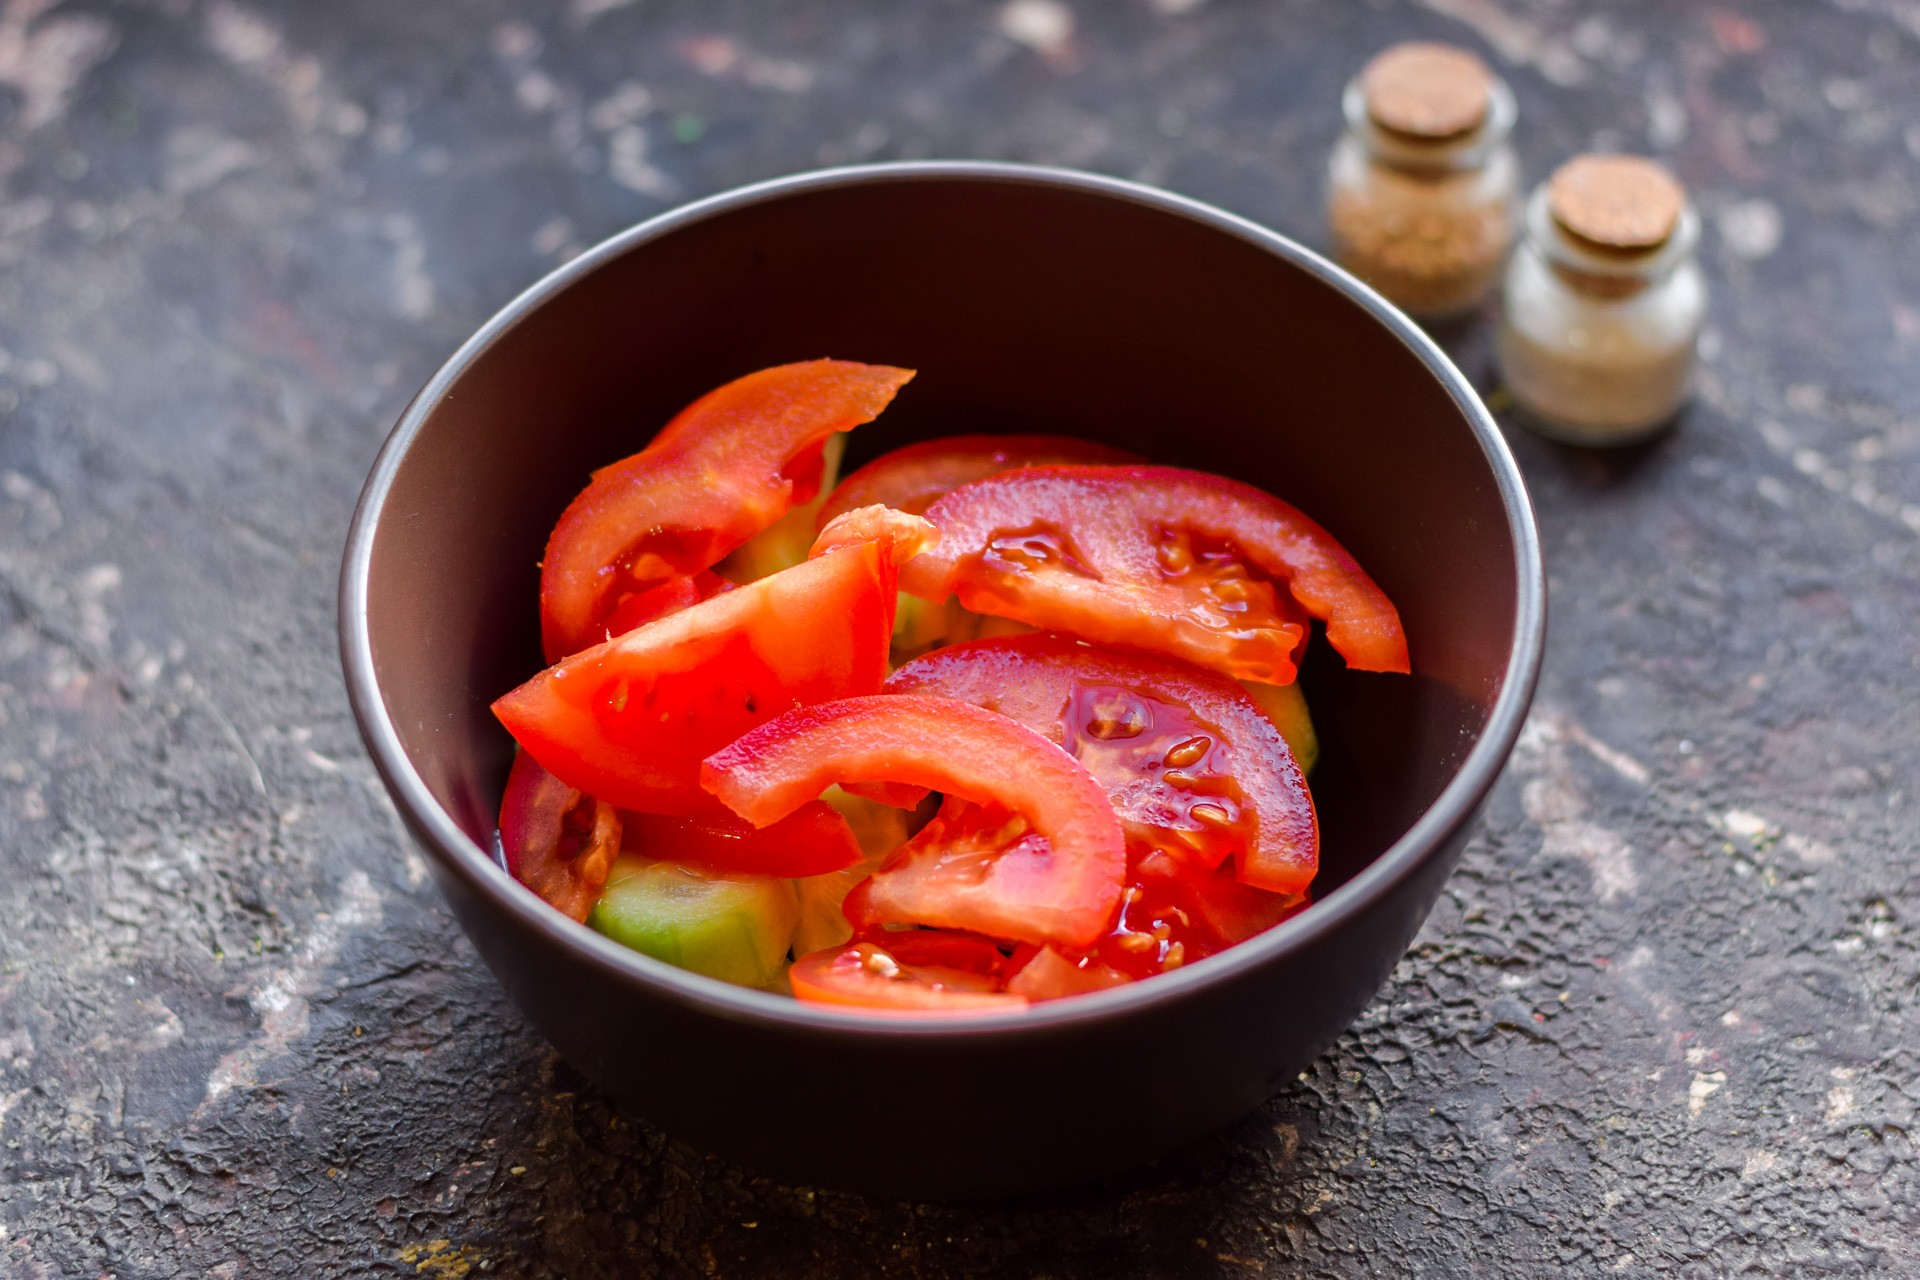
xmin=1326 ymin=42 xmax=1521 ymax=319
xmin=1498 ymin=154 xmax=1707 ymax=444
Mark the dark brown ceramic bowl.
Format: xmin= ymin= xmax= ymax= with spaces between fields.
xmin=340 ymin=162 xmax=1543 ymax=1198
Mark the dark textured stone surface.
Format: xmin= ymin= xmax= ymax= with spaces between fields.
xmin=1 ymin=0 xmax=1915 ymax=1275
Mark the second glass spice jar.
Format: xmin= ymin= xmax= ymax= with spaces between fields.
xmin=1326 ymin=42 xmax=1521 ymax=319
xmin=1497 ymin=154 xmax=1708 ymax=445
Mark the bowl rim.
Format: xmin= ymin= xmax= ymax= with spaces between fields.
xmin=339 ymin=159 xmax=1545 ymax=1039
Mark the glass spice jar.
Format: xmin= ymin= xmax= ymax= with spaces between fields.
xmin=1497 ymin=154 xmax=1707 ymax=444
xmin=1326 ymin=42 xmax=1521 ymax=319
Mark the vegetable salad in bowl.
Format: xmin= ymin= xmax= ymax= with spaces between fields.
xmin=491 ymin=359 xmax=1408 ymax=1013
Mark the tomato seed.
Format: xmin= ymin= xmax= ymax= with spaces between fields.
xmin=1163 ymin=735 xmax=1211 ymax=768
xmin=1189 ymin=801 xmax=1235 ymax=827
xmin=1211 ymin=580 xmax=1249 ymax=605
xmin=1083 ymin=690 xmax=1149 ymax=740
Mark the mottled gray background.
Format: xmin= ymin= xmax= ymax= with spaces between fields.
xmin=1 ymin=0 xmax=1916 ymax=1276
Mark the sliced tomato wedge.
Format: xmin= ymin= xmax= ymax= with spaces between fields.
xmin=868 ymin=929 xmax=1010 ymax=977
xmin=599 ymin=569 xmax=733 ymax=640
xmin=809 ymin=505 xmax=940 ymax=564
xmin=818 ymin=433 xmax=1140 ymax=525
xmin=884 ymin=634 xmax=1318 ymax=896
xmin=701 ymin=695 xmax=1126 ymax=948
xmin=899 ymin=465 xmax=1409 ymax=682
xmin=540 ymin=360 xmax=914 ymax=659
xmin=789 ymin=940 xmax=1028 ymax=1014
xmin=497 ymin=749 xmax=622 ymax=922
xmin=621 ymin=804 xmax=861 ymax=878
xmin=1143 ymin=852 xmax=1306 ymax=946
xmin=495 ymin=542 xmax=893 ymax=817
xmin=837 ymin=800 xmax=1061 ymax=944
xmin=1004 ymin=945 xmax=1131 ymax=1000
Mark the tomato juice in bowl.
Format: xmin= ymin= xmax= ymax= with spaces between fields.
xmin=340 ymin=162 xmax=1543 ymax=1196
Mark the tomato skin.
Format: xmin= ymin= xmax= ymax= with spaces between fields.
xmin=701 ymin=695 xmax=1126 ymax=949
xmin=540 ymin=360 xmax=914 ymax=659
xmin=900 ymin=465 xmax=1409 ymax=681
xmin=495 ymin=543 xmax=894 ymax=817
xmin=789 ymin=941 xmax=1028 ymax=1014
xmin=818 ymin=434 xmax=1140 ymax=526
xmin=621 ymin=803 xmax=861 ymax=878
xmin=497 ymin=750 xmax=622 ymax=922
xmin=884 ymin=634 xmax=1319 ymax=897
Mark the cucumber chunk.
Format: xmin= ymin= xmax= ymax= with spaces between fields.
xmin=820 ymin=784 xmax=913 ymax=859
xmin=590 ymin=855 xmax=799 ymax=988
xmin=716 ymin=433 xmax=847 ymax=582
xmin=890 ymin=592 xmax=953 ymax=661
xmin=890 ymin=595 xmax=1033 ymax=665
xmin=792 ymin=864 xmax=869 ymax=957
xmin=1240 ymin=679 xmax=1320 ymax=776
xmin=793 ymin=786 xmax=918 ymax=956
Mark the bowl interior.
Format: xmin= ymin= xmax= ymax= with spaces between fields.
xmin=361 ymin=169 xmax=1522 ymax=930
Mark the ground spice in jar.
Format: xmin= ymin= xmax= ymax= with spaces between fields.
xmin=1497 ymin=154 xmax=1708 ymax=444
xmin=1325 ymin=42 xmax=1520 ymax=318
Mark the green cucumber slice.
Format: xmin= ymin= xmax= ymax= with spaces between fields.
xmin=590 ymin=856 xmax=799 ymax=988
xmin=716 ymin=433 xmax=847 ymax=582
xmin=1240 ymin=679 xmax=1319 ymax=776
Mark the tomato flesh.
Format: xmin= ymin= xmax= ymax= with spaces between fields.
xmin=495 ymin=542 xmax=893 ymax=816
xmin=789 ymin=940 xmax=1028 ymax=1014
xmin=1004 ymin=944 xmax=1130 ymax=1000
xmin=497 ymin=749 xmax=622 ymax=922
xmin=599 ymin=570 xmax=733 ymax=641
xmin=540 ymin=360 xmax=914 ymax=659
xmin=818 ymin=433 xmax=1140 ymax=525
xmin=900 ymin=465 xmax=1409 ymax=681
xmin=1155 ymin=852 xmax=1307 ymax=945
xmin=884 ymin=634 xmax=1319 ymax=896
xmin=621 ymin=803 xmax=861 ymax=878
xmin=809 ymin=505 xmax=941 ymax=565
xmin=701 ymin=694 xmax=1126 ymax=948
xmin=1091 ymin=851 xmax=1302 ymax=980
xmin=867 ymin=929 xmax=1010 ymax=977
xmin=839 ymin=800 xmax=1069 ymax=946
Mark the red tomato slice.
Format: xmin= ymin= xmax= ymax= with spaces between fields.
xmin=1004 ymin=945 xmax=1131 ymax=1000
xmin=1141 ymin=851 xmax=1306 ymax=946
xmin=847 ymin=799 xmax=1302 ymax=983
xmin=899 ymin=465 xmax=1409 ymax=682
xmin=598 ymin=569 xmax=733 ymax=641
xmin=809 ymin=505 xmax=940 ymax=564
xmin=837 ymin=800 xmax=1058 ymax=943
xmin=818 ymin=433 xmax=1141 ymax=525
xmin=540 ymin=360 xmax=914 ymax=659
xmin=495 ymin=543 xmax=894 ymax=817
xmin=701 ymin=695 xmax=1126 ymax=948
xmin=867 ymin=929 xmax=1010 ymax=977
xmin=621 ymin=804 xmax=861 ymax=878
xmin=789 ymin=941 xmax=1029 ymax=1014
xmin=497 ymin=749 xmax=622 ymax=922
xmin=884 ymin=634 xmax=1318 ymax=896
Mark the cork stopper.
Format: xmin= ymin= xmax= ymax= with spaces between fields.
xmin=1361 ymin=43 xmax=1494 ymax=140
xmin=1548 ymin=155 xmax=1686 ymax=252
